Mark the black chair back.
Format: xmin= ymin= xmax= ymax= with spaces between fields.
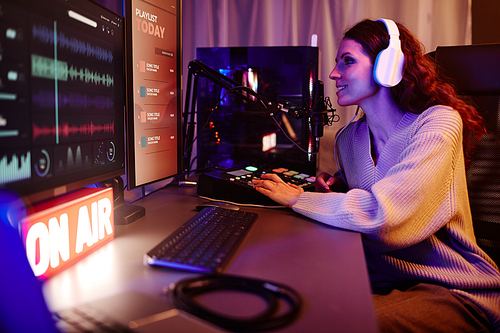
xmin=434 ymin=43 xmax=500 ymax=265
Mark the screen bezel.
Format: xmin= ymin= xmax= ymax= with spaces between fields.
xmin=124 ymin=0 xmax=183 ymax=190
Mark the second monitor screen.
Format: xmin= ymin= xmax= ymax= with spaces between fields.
xmin=125 ymin=0 xmax=181 ymax=189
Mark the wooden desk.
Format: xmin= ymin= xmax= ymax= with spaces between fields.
xmin=44 ymin=185 xmax=378 ymax=332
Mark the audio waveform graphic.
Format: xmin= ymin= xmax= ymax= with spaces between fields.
xmin=32 ymin=23 xmax=113 ymax=63
xmin=33 ymin=91 xmax=114 ymax=110
xmin=67 ymin=66 xmax=114 ymax=87
xmin=33 ymin=122 xmax=115 ymax=140
xmin=0 ymin=152 xmax=31 ymax=185
xmin=55 ymin=145 xmax=92 ymax=174
xmin=32 ymin=55 xmax=114 ymax=87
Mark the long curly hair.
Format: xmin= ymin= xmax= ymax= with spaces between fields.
xmin=344 ymin=19 xmax=485 ymax=166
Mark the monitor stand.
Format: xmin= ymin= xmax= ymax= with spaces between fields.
xmin=98 ymin=177 xmax=145 ymax=225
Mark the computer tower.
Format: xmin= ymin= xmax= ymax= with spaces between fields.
xmin=195 ymin=46 xmax=319 ymax=176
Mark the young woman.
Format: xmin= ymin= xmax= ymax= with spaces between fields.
xmin=253 ymin=19 xmax=500 ymax=332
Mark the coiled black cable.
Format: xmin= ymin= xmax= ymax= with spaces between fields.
xmin=170 ymin=274 xmax=302 ymax=332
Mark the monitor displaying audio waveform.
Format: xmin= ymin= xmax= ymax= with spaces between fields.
xmin=0 ymin=0 xmax=125 ymax=202
xmin=125 ymin=0 xmax=182 ymax=189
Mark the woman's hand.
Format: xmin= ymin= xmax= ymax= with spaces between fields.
xmin=252 ymin=173 xmax=304 ymax=208
xmin=315 ymin=172 xmax=346 ymax=193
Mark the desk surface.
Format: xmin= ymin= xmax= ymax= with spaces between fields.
xmin=44 ymin=184 xmax=378 ymax=332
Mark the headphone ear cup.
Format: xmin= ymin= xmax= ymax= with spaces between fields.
xmin=374 ymin=45 xmax=404 ymax=87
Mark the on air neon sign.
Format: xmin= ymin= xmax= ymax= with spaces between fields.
xmin=21 ymin=187 xmax=115 ymax=279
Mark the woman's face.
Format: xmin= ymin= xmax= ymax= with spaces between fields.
xmin=329 ymin=38 xmax=379 ymax=107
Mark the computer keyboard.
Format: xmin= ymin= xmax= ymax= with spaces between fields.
xmin=145 ymin=206 xmax=258 ymax=273
xmin=54 ymin=304 xmax=133 ymax=332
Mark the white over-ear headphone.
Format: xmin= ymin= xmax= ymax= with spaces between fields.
xmin=373 ymin=18 xmax=405 ymax=87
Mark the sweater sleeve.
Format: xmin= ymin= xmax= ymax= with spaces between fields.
xmin=293 ymin=107 xmax=465 ymax=250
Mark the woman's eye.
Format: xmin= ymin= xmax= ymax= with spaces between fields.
xmin=344 ymin=57 xmax=354 ymax=65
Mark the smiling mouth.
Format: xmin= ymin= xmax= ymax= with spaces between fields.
xmin=337 ymin=85 xmax=347 ymax=92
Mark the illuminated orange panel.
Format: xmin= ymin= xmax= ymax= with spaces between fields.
xmin=20 ymin=187 xmax=114 ymax=280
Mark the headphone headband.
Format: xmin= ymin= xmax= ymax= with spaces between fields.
xmin=377 ymin=18 xmax=400 ymax=38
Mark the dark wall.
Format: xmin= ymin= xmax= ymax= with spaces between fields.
xmin=94 ymin=0 xmax=123 ymax=16
xmin=472 ymin=0 xmax=500 ymax=44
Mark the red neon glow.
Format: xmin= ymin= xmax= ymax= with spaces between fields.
xmin=21 ymin=187 xmax=114 ymax=280
xmin=32 ymin=122 xmax=115 ymax=140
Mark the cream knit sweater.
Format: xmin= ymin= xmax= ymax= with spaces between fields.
xmin=293 ymin=105 xmax=500 ymax=330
